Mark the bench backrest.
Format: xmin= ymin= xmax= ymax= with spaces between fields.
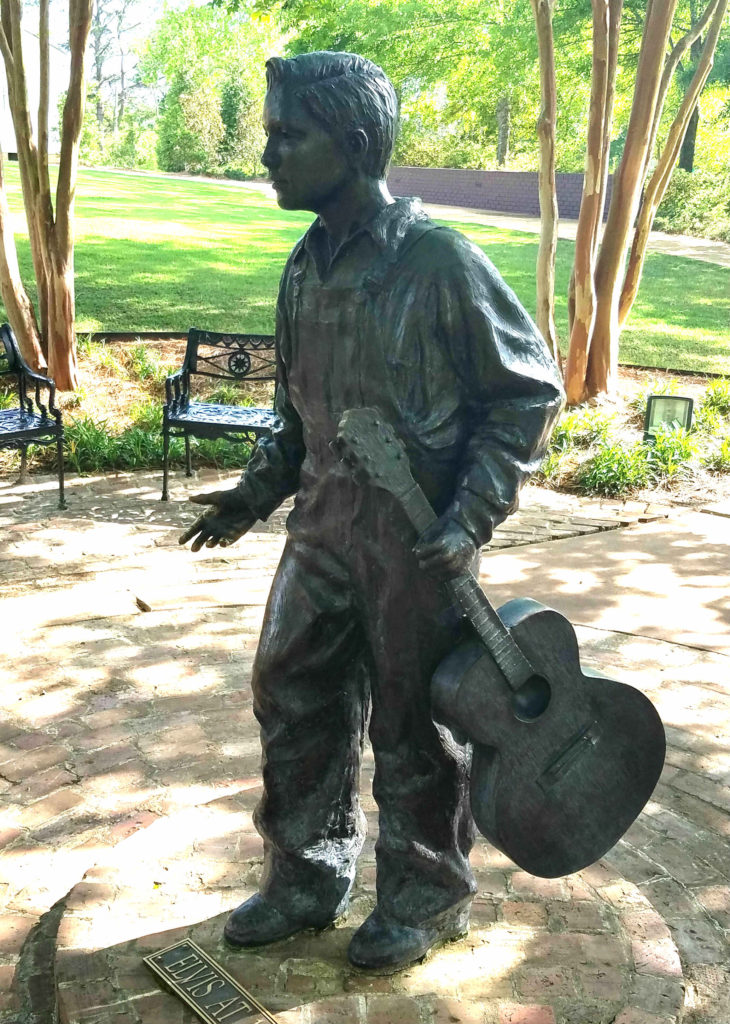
xmin=184 ymin=328 xmax=276 ymax=383
xmin=0 ymin=323 xmax=21 ymax=377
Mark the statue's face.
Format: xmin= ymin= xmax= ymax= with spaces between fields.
xmin=262 ymin=87 xmax=353 ymax=212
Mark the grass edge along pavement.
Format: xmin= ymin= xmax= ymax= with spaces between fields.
xmin=0 ymin=165 xmax=727 ymax=374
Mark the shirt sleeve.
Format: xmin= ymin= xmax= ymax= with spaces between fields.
xmin=435 ymin=231 xmax=565 ymax=546
xmin=231 ymin=269 xmax=305 ymax=520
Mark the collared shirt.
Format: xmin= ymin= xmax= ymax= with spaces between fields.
xmin=236 ymin=197 xmax=564 ymax=547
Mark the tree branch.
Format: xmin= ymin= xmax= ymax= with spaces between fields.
xmin=38 ymin=0 xmax=51 ymax=204
xmin=646 ymin=0 xmax=722 ymax=163
xmin=56 ymin=0 xmax=93 ymax=255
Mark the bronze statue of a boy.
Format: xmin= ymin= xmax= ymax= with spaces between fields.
xmin=181 ymin=51 xmax=564 ymax=972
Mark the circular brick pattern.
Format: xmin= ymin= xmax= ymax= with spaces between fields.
xmin=54 ymin=783 xmax=684 ymax=1024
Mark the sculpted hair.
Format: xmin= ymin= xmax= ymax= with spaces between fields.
xmin=265 ymin=51 xmax=399 ymax=178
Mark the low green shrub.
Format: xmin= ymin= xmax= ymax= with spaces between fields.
xmin=702 ymin=377 xmax=730 ymax=417
xmin=63 ymin=407 xmax=252 ymax=474
xmin=558 ymin=407 xmax=614 ymax=449
xmin=654 ymin=168 xmax=730 ymax=242
xmin=629 ymin=378 xmax=681 ymax=421
xmin=223 ymin=166 xmax=254 ymax=181
xmin=646 ymin=424 xmax=696 ymax=481
xmin=126 ymin=343 xmax=161 ymax=382
xmin=538 ymin=447 xmax=569 ymax=483
xmin=576 ymin=442 xmax=650 ymax=496
xmin=702 ymin=434 xmax=730 ymax=474
xmin=203 ymin=382 xmax=256 ymax=406
xmin=693 ymin=402 xmax=722 ymax=436
xmin=0 ymin=385 xmax=16 ymax=410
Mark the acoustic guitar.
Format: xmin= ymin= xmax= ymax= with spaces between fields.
xmin=334 ymin=407 xmax=666 ymax=878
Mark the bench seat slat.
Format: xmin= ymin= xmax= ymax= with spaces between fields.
xmin=167 ymin=403 xmax=278 ymax=430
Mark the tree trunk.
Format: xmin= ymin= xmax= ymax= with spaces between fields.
xmin=0 ymin=153 xmax=44 ymax=369
xmin=0 ymin=0 xmax=91 ymax=390
xmin=585 ymin=0 xmax=679 ymax=399
xmin=496 ymin=95 xmax=511 ymax=166
xmin=593 ymin=0 xmax=623 ymax=257
xmin=618 ymin=0 xmax=728 ymax=327
xmin=46 ymin=260 xmax=77 ymax=388
xmin=564 ymin=0 xmax=612 ymax=405
xmin=531 ymin=0 xmax=559 ymax=363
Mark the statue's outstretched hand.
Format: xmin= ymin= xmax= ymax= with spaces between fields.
xmin=178 ymin=489 xmax=257 ymax=552
xmin=413 ymin=518 xmax=478 ymax=579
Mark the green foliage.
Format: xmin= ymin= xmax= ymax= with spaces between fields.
xmin=654 ymin=169 xmax=730 ymax=242
xmin=106 ymin=124 xmax=159 ymax=171
xmin=0 ymin=385 xmax=15 ymax=410
xmin=63 ymin=402 xmax=252 ymax=473
xmin=694 ymin=402 xmax=723 ymax=436
xmin=125 ymin=343 xmax=168 ymax=384
xmin=140 ymin=2 xmax=276 ymax=177
xmin=702 ymin=434 xmax=730 ymax=473
xmin=646 ymin=424 xmax=696 ymax=481
xmin=629 ymin=378 xmax=681 ymax=421
xmin=539 ymin=406 xmax=615 ymax=482
xmin=703 ymin=377 xmax=730 ymax=416
xmin=157 ymin=77 xmax=225 ymax=174
xmin=203 ymin=383 xmax=256 ymax=406
xmin=576 ymin=442 xmax=651 ymax=496
xmin=555 ymin=407 xmax=614 ymax=449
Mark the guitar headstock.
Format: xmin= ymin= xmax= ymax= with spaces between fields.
xmin=334 ymin=408 xmax=416 ymax=501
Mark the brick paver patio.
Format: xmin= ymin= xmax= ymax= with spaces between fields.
xmin=1 ymin=469 xmax=727 ymax=1024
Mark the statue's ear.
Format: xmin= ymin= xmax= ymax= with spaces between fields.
xmin=346 ymin=128 xmax=369 ymax=163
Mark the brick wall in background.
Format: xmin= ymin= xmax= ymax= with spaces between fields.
xmin=387 ymin=167 xmax=614 ymax=221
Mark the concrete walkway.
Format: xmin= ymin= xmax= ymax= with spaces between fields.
xmin=0 ymin=469 xmax=728 ymax=1024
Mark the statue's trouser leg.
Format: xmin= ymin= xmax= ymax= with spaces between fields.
xmin=251 ymin=534 xmax=476 ymax=928
xmin=358 ymin=531 xmax=477 ymax=926
xmin=251 ymin=538 xmax=369 ymax=926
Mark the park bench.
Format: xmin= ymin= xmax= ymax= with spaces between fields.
xmin=0 ymin=323 xmax=66 ymax=508
xmin=162 ymin=327 xmax=277 ymax=501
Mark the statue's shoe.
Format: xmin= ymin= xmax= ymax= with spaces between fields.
xmin=347 ymin=898 xmax=471 ymax=973
xmin=224 ymin=893 xmax=325 ymax=948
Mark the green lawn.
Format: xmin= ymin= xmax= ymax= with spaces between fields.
xmin=3 ymin=166 xmax=729 ymax=374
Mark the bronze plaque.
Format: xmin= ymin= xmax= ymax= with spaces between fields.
xmin=144 ymin=938 xmax=278 ymax=1024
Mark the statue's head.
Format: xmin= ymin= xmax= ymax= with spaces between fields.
xmin=262 ymin=51 xmax=398 ymax=212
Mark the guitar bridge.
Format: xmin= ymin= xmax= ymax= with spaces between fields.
xmin=538 ymin=721 xmax=601 ymax=792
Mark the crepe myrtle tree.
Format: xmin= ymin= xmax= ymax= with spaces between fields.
xmin=562 ymin=0 xmax=729 ymax=404
xmin=0 ymin=0 xmax=93 ymax=390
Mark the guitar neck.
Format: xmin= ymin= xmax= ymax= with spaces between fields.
xmin=399 ymin=483 xmax=534 ymax=691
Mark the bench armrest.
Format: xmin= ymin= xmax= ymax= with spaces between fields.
xmin=20 ymin=366 xmax=60 ymax=422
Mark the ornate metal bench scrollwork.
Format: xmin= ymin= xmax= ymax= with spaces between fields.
xmin=161 ymin=328 xmax=277 ymax=500
xmin=0 ymin=323 xmax=66 ymax=509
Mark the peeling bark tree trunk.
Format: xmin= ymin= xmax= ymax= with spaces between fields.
xmin=584 ymin=0 xmax=679 ymax=399
xmin=531 ymin=0 xmax=559 ymax=363
xmin=0 ymin=152 xmax=44 ymax=368
xmin=0 ymin=0 xmax=92 ymax=390
xmin=564 ymin=0 xmax=622 ymax=403
xmin=618 ymin=0 xmax=728 ymax=327
xmin=564 ymin=0 xmax=612 ymax=405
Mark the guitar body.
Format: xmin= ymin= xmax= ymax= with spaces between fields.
xmin=432 ymin=597 xmax=666 ymax=878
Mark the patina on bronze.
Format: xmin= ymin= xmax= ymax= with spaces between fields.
xmin=143 ymin=938 xmax=277 ymax=1023
xmin=179 ymin=50 xmax=565 ymax=973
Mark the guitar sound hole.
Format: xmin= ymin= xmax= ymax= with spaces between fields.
xmin=511 ymin=674 xmax=551 ymax=723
